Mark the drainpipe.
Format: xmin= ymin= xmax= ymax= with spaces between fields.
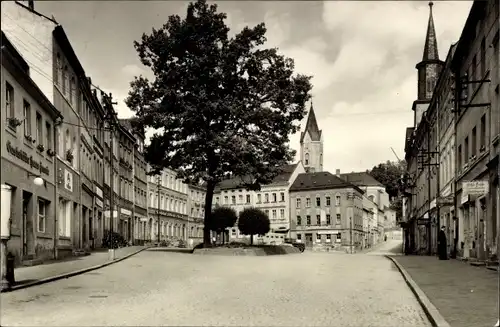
xmin=53 ymin=117 xmax=62 ymax=259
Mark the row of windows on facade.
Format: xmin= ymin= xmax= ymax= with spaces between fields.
xmin=149 ymin=193 xmax=187 ymax=214
xmin=189 ymin=190 xmax=204 ymax=202
xmin=457 ymin=113 xmax=488 ymax=170
xmin=296 ymin=233 xmax=341 ymax=241
xmin=296 ymin=214 xmax=341 ymax=226
xmin=149 ymin=174 xmax=188 ymax=194
xmin=215 ymin=192 xmax=287 ymax=205
xmin=296 ymin=195 xmax=341 ymax=208
xmin=5 ymin=82 xmax=54 ymax=152
xmin=190 ymin=207 xmax=205 ymax=219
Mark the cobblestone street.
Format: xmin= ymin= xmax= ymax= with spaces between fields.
xmin=392 ymin=255 xmax=499 ymax=327
xmin=1 ymin=249 xmax=430 ymax=327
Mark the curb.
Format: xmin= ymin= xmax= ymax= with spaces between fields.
xmin=385 ymin=255 xmax=451 ymax=327
xmin=1 ymin=247 xmax=150 ymax=293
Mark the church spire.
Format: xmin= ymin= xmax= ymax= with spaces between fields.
xmin=300 ymin=100 xmax=321 ymax=143
xmin=422 ymin=1 xmax=439 ymax=61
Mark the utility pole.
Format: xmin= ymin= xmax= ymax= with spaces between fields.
xmin=157 ymin=174 xmax=161 ymax=245
xmin=105 ymin=93 xmax=117 ymax=260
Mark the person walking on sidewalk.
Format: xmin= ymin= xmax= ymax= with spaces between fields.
xmin=438 ymin=226 xmax=448 ymax=260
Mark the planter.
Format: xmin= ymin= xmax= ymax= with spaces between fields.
xmin=66 ymin=150 xmax=74 ymax=163
xmin=36 ymin=144 xmax=45 ymax=152
xmin=6 ymin=117 xmax=22 ymax=129
xmin=46 ymin=149 xmax=56 ymax=157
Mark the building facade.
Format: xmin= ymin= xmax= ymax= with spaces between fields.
xmin=1 ymin=31 xmax=63 ymax=265
xmin=289 ymin=172 xmax=364 ymax=252
xmin=187 ymin=183 xmax=206 ymax=247
xmin=213 ymin=162 xmax=305 ymax=244
xmin=300 ymin=103 xmax=323 ymax=173
xmin=452 ymin=0 xmax=499 ymax=261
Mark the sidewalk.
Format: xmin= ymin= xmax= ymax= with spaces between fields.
xmin=12 ymin=246 xmax=146 ymax=288
xmin=391 ymin=255 xmax=499 ymax=327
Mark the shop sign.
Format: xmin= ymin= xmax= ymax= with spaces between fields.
xmin=437 ymin=196 xmax=454 ymax=207
xmin=6 ymin=141 xmax=49 ymax=175
xmin=64 ymin=169 xmax=73 ymax=192
xmin=463 ymin=181 xmax=489 ymax=197
xmin=121 ymin=208 xmax=131 ymax=216
xmin=95 ymin=198 xmax=103 ymax=208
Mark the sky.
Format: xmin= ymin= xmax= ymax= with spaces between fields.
xmin=31 ymin=0 xmax=472 ymax=173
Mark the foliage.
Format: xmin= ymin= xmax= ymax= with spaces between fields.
xmin=368 ymin=160 xmax=407 ymax=199
xmin=102 ymin=230 xmax=128 ymax=249
xmin=209 ymin=206 xmax=238 ymax=233
xmin=238 ymin=207 xmax=270 ymax=244
xmin=125 ymin=0 xmax=312 ymax=246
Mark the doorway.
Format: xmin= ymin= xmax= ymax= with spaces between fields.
xmin=22 ymin=191 xmax=33 ymax=257
xmin=305 ymin=233 xmax=313 ymax=248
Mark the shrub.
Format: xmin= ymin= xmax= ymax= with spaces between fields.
xmin=209 ymin=207 xmax=238 ymax=244
xmin=178 ymin=239 xmax=187 ymax=248
xmin=102 ymin=230 xmax=127 ymax=249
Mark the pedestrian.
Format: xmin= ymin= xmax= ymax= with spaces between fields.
xmin=438 ymin=226 xmax=448 ymax=260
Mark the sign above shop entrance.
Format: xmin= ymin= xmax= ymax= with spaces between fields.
xmin=463 ymin=181 xmax=489 ymax=197
xmin=6 ymin=141 xmax=49 ymax=175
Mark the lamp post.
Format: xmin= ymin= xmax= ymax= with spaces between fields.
xmin=1 ymin=185 xmax=13 ymax=291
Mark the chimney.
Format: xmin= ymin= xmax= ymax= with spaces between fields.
xmin=336 ymin=169 xmax=340 ymax=177
xmin=87 ymin=77 xmax=92 ymax=85
xmin=28 ymin=1 xmax=34 ymax=10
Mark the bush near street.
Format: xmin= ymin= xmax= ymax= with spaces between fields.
xmin=238 ymin=208 xmax=270 ymax=245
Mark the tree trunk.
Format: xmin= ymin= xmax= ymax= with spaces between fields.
xmin=250 ymin=234 xmax=254 ymax=245
xmin=222 ymin=231 xmax=225 ymax=245
xmin=203 ymin=181 xmax=215 ymax=247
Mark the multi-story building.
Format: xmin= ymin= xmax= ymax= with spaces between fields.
xmin=402 ymin=2 xmax=445 ymax=255
xmin=452 ymin=0 xmax=499 ymax=261
xmin=213 ymin=162 xmax=305 ymax=244
xmin=116 ymin=122 xmax=135 ymax=241
xmin=147 ymin=168 xmax=189 ymax=243
xmin=1 ymin=31 xmax=63 ymax=265
xmin=362 ymin=195 xmax=377 ymax=248
xmin=187 ymin=183 xmax=206 ymax=246
xmin=338 ymin=170 xmax=390 ymax=244
xmin=118 ymin=119 xmax=148 ymax=245
xmin=300 ymin=103 xmax=323 ymax=173
xmin=289 ymin=171 xmax=364 ymax=251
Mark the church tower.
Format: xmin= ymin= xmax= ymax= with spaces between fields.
xmin=300 ymin=101 xmax=323 ymax=173
xmin=413 ymin=1 xmax=445 ymax=128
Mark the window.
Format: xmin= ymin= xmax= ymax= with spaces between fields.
xmin=246 ymin=194 xmax=250 ymax=204
xmin=38 ymin=199 xmax=46 ymax=233
xmin=464 ymin=137 xmax=469 ymax=162
xmin=62 ymin=66 xmax=68 ymax=94
xmin=272 ymin=210 xmax=277 ymax=219
xmin=70 ymin=76 xmax=76 ymax=105
xmin=326 ymin=234 xmax=331 ymax=241
xmin=480 ymin=114 xmax=486 ymax=149
xmin=272 ymin=193 xmax=277 ymax=203
xmin=297 ymin=216 xmax=302 ymax=225
xmin=336 ymin=213 xmax=341 ymax=224
xmin=296 ymin=198 xmax=301 ymax=208
xmin=23 ymin=100 xmax=31 ymax=136
xmin=316 ymin=234 xmax=321 ymax=240
xmin=316 ymin=197 xmax=321 ymax=207
xmin=326 ymin=214 xmax=331 ymax=225
xmin=335 ymin=195 xmax=341 ymax=206
xmin=55 ymin=53 xmax=61 ymax=85
xmin=458 ymin=145 xmax=462 ymax=168
xmin=306 ymin=198 xmax=311 ymax=207
xmin=471 ymin=127 xmax=477 ymax=157
xmin=265 ymin=210 xmax=269 ymax=217
xmin=326 ymin=196 xmax=331 ymax=206
xmin=280 ymin=192 xmax=285 ymax=202
xmin=305 ymin=153 xmax=309 ymax=165
xmin=5 ymin=82 xmax=14 ymax=119
xmin=297 ymin=234 xmax=302 ymax=240
xmin=316 ymin=215 xmax=320 ymax=225
xmin=231 ymin=195 xmax=236 ymax=205
xmin=306 ymin=215 xmax=311 ymax=225
xmin=280 ymin=209 xmax=285 ymax=219
xmin=36 ymin=112 xmax=42 ymax=145
xmin=265 ymin=193 xmax=269 ymax=203
xmin=337 ymin=233 xmax=341 ymax=240
xmin=238 ymin=195 xmax=243 ymax=203
xmin=224 ymin=196 xmax=228 ymax=204
xmin=46 ymin=122 xmax=52 ymax=150
xmin=480 ymin=38 xmax=485 ymax=77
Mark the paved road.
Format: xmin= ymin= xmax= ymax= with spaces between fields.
xmin=0 ymin=249 xmax=430 ymax=326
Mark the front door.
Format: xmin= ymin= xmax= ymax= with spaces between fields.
xmin=305 ymin=233 xmax=313 ymax=248
xmin=22 ymin=191 xmax=33 ymax=257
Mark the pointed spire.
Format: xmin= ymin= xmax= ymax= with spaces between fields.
xmin=300 ymin=100 xmax=321 ymax=143
xmin=422 ymin=1 xmax=439 ymax=61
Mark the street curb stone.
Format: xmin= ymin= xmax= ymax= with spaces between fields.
xmin=1 ymin=246 xmax=150 ymax=293
xmin=385 ymin=255 xmax=451 ymax=327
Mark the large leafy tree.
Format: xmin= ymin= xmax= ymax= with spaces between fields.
xmin=126 ymin=0 xmax=312 ymax=246
xmin=210 ymin=206 xmax=238 ymax=244
xmin=238 ymin=208 xmax=270 ymax=245
xmin=368 ymin=160 xmax=407 ymax=220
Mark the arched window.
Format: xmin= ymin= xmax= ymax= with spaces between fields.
xmin=70 ymin=76 xmax=75 ymax=105
xmin=305 ymin=153 xmax=309 ymax=165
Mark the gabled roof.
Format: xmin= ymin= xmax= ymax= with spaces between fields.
xmin=289 ymin=171 xmax=363 ymax=194
xmin=339 ymin=172 xmax=384 ymax=187
xmin=300 ymin=102 xmax=322 ymax=143
xmin=215 ymin=163 xmax=299 ymax=191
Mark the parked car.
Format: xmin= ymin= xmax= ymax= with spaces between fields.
xmin=284 ymin=238 xmax=305 ymax=252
